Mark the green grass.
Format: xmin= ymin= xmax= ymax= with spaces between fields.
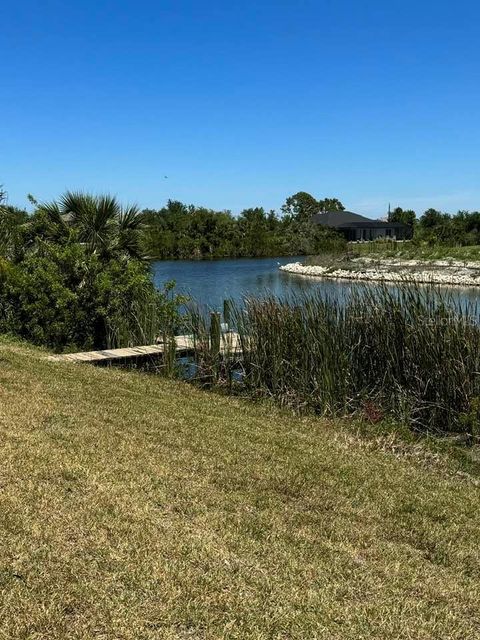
xmin=350 ymin=241 xmax=480 ymax=262
xmin=306 ymin=241 xmax=480 ymax=264
xmin=0 ymin=339 xmax=480 ymax=639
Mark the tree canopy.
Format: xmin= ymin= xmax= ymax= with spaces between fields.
xmin=388 ymin=206 xmax=416 ymax=227
xmin=140 ymin=192 xmax=346 ymax=259
xmin=32 ymin=192 xmax=145 ymax=260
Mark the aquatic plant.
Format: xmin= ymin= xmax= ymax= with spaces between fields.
xmin=187 ymin=286 xmax=480 ymax=437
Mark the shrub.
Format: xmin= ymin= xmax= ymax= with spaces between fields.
xmin=0 ymin=244 xmax=184 ymax=351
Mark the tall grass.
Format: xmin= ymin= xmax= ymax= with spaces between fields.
xmin=182 ymin=305 xmax=239 ymax=387
xmin=186 ymin=286 xmax=480 ymax=437
xmin=305 ymin=240 xmax=406 ymax=266
xmin=350 ymin=240 xmax=480 ymax=262
xmin=106 ymin=281 xmax=188 ymax=350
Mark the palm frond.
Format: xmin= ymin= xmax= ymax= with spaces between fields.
xmin=30 ymin=191 xmax=145 ymax=260
xmin=119 ymin=205 xmax=143 ymax=231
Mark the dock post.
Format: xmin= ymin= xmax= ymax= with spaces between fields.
xmin=210 ymin=312 xmax=221 ymax=356
xmin=223 ymin=299 xmax=231 ymax=328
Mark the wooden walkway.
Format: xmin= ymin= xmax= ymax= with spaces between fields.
xmin=47 ymin=333 xmax=242 ymax=364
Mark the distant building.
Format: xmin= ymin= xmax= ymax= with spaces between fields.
xmin=312 ymin=210 xmax=412 ymax=242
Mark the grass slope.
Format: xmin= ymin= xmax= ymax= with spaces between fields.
xmin=352 ymin=242 xmax=480 ymax=262
xmin=0 ymin=340 xmax=479 ymax=639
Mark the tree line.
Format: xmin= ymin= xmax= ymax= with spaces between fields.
xmin=4 ymin=186 xmax=480 ymax=262
xmin=389 ymin=206 xmax=480 ymax=245
xmin=136 ymin=197 xmax=480 ymax=258
xmin=140 ymin=192 xmax=346 ymax=259
xmin=1 ymin=189 xmax=346 ymax=262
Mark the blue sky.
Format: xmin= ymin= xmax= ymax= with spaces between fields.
xmin=2 ymin=0 xmax=479 ymax=217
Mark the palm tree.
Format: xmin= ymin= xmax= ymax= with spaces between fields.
xmin=37 ymin=191 xmax=145 ymax=260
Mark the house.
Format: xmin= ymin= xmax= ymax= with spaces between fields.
xmin=312 ymin=210 xmax=412 ymax=242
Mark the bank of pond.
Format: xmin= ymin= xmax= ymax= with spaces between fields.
xmin=64 ymin=283 xmax=480 ymax=441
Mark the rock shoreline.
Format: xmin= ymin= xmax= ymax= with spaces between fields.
xmin=280 ymin=261 xmax=480 ymax=287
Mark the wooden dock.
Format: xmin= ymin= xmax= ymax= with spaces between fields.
xmin=47 ymin=333 xmax=242 ymax=364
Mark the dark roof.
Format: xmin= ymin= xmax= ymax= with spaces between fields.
xmin=312 ymin=210 xmax=408 ymax=229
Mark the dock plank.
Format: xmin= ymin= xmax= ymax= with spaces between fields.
xmin=47 ymin=333 xmax=242 ymax=364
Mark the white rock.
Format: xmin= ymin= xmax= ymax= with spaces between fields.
xmin=279 ymin=262 xmax=480 ymax=287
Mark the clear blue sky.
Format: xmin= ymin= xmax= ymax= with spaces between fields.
xmin=2 ymin=0 xmax=479 ymax=217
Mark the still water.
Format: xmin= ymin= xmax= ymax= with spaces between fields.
xmin=151 ymin=256 xmax=480 ymax=311
xmin=152 ymin=256 xmax=344 ymax=310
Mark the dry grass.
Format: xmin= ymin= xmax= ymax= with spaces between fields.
xmin=0 ymin=339 xmax=479 ymax=639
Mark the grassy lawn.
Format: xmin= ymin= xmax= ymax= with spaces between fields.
xmin=350 ymin=241 xmax=480 ymax=262
xmin=306 ymin=242 xmax=480 ymax=271
xmin=0 ymin=339 xmax=479 ymax=639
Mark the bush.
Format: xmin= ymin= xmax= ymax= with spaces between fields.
xmin=0 ymin=244 xmax=184 ymax=351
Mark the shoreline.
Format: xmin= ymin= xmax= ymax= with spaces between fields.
xmin=280 ymin=261 xmax=480 ymax=288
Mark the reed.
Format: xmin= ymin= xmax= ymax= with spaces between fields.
xmin=186 ymin=286 xmax=480 ymax=437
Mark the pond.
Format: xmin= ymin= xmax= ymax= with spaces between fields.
xmin=151 ymin=255 xmax=371 ymax=310
xmin=151 ymin=256 xmax=480 ymax=311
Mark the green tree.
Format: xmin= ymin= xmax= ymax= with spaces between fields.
xmin=280 ymin=193 xmax=345 ymax=255
xmin=388 ymin=206 xmax=416 ymax=227
xmin=317 ymin=197 xmax=345 ymax=212
xmin=281 ymin=192 xmax=345 ymax=221
xmin=33 ymin=192 xmax=145 ymax=260
xmin=281 ymin=192 xmax=320 ymax=222
xmin=419 ymin=208 xmax=447 ymax=229
xmin=237 ymin=208 xmax=272 ymax=256
xmin=0 ymin=203 xmax=29 ymax=260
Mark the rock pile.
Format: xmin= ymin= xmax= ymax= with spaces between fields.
xmin=279 ymin=262 xmax=480 ymax=287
